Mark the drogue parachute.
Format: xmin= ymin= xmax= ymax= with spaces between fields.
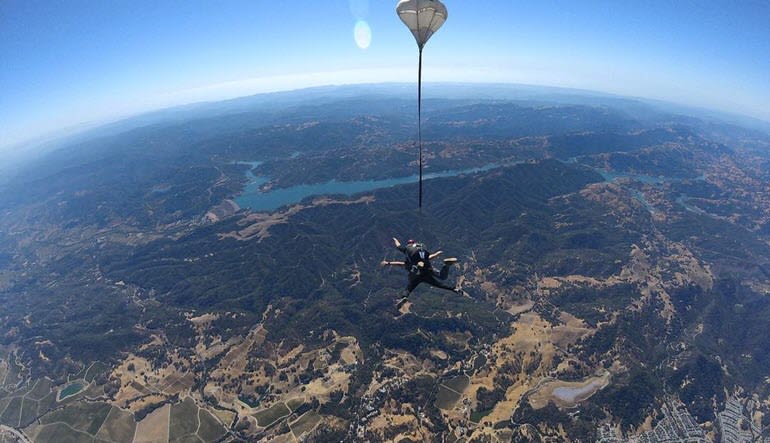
xmin=396 ymin=0 xmax=448 ymax=209
xmin=396 ymin=0 xmax=448 ymax=49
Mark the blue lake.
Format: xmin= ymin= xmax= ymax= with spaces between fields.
xmin=59 ymin=382 xmax=85 ymax=400
xmin=232 ymin=159 xmax=701 ymax=213
xmin=234 ymin=163 xmax=499 ymax=212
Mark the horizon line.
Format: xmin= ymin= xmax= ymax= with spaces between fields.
xmin=5 ymin=78 xmax=770 ymax=155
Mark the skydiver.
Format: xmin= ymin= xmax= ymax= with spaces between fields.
xmin=381 ymin=238 xmax=461 ymax=311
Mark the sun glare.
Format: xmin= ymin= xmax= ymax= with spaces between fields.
xmin=354 ymin=20 xmax=372 ymax=49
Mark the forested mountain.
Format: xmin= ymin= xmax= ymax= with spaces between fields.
xmin=2 ymin=85 xmax=770 ymax=442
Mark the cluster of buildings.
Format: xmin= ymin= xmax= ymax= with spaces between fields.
xmin=0 ymin=426 xmax=28 ymax=443
xmin=598 ymin=396 xmax=770 ymax=443
xmin=351 ymin=384 xmax=393 ymax=439
xmin=716 ymin=397 xmax=770 ymax=443
xmin=598 ymin=399 xmax=707 ymax=443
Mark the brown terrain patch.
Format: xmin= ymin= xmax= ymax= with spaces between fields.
xmin=220 ymin=196 xmax=375 ymax=241
xmin=111 ymin=349 xmax=191 ymax=412
xmin=133 ymin=403 xmax=170 ymax=443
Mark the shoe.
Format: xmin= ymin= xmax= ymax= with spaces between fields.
xmin=443 ymin=258 xmax=458 ymax=265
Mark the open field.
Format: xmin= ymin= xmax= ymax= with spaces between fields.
xmin=28 ymin=396 xmax=227 ymax=443
xmin=33 ymin=422 xmax=93 ymax=443
xmin=254 ymin=403 xmax=290 ymax=427
xmin=290 ymin=411 xmax=321 ymax=437
xmin=28 ymin=401 xmax=121 ymax=443
xmin=134 ymin=403 xmax=170 ymax=443
xmin=0 ymin=378 xmax=60 ymax=428
xmin=18 ymin=398 xmax=37 ymax=428
xmin=84 ymin=362 xmax=110 ymax=383
xmin=443 ymin=375 xmax=470 ymax=393
xmin=95 ymin=407 xmax=137 ymax=443
xmin=26 ymin=379 xmax=53 ymax=401
xmin=470 ymin=409 xmax=493 ymax=423
xmin=169 ymin=397 xmax=199 ymax=438
xmin=0 ymin=400 xmax=10 ymax=421
xmin=35 ymin=392 xmax=57 ymax=417
xmin=0 ymin=397 xmax=21 ymax=427
xmin=286 ymin=398 xmax=304 ymax=412
xmin=164 ymin=373 xmax=195 ymax=396
xmin=169 ymin=434 xmax=203 ymax=443
xmin=435 ymin=386 xmax=462 ymax=410
xmin=39 ymin=401 xmax=111 ymax=435
xmin=210 ymin=408 xmax=234 ymax=429
xmin=435 ymin=371 xmax=470 ymax=411
xmin=196 ymin=409 xmax=226 ymax=442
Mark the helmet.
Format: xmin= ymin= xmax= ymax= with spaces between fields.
xmin=407 ymin=239 xmax=416 ymax=244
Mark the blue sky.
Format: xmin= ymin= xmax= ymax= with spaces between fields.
xmin=2 ymin=0 xmax=769 ymax=149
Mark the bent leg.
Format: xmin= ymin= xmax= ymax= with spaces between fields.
xmin=424 ymin=274 xmax=456 ymax=291
xmin=397 ymin=275 xmax=422 ymax=311
xmin=404 ymin=275 xmax=421 ymax=297
xmin=436 ymin=264 xmax=451 ymax=280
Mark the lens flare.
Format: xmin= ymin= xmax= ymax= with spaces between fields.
xmin=354 ymin=20 xmax=371 ymax=49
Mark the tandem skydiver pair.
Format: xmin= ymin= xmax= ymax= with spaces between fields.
xmin=382 ymin=237 xmax=462 ymax=311
xmin=382 ymin=1 xmax=455 ymax=313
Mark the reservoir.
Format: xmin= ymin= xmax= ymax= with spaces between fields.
xmin=235 ymin=163 xmax=498 ymax=212
xmin=58 ymin=382 xmax=85 ymax=400
xmin=234 ymin=159 xmax=697 ymax=213
xmin=528 ymin=371 xmax=611 ymax=409
xmin=551 ymin=379 xmax=605 ymax=403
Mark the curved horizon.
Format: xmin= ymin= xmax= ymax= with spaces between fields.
xmin=2 ymin=1 xmax=769 ymax=150
xmin=8 ymin=79 xmax=770 ymax=152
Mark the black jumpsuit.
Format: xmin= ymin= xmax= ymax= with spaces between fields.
xmin=398 ymin=243 xmax=456 ymax=296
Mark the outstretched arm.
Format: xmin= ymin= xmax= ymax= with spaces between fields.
xmin=380 ymin=260 xmax=406 ymax=267
xmin=429 ymin=250 xmax=443 ymax=259
xmin=393 ymin=237 xmax=406 ymax=252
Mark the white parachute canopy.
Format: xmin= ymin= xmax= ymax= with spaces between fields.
xmin=396 ymin=0 xmax=448 ymax=49
xmin=396 ymin=0 xmax=447 ymax=209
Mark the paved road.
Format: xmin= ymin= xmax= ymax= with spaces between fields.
xmin=0 ymin=425 xmax=31 ymax=443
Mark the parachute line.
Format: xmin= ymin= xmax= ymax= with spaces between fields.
xmin=418 ymin=46 xmax=423 ymax=210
